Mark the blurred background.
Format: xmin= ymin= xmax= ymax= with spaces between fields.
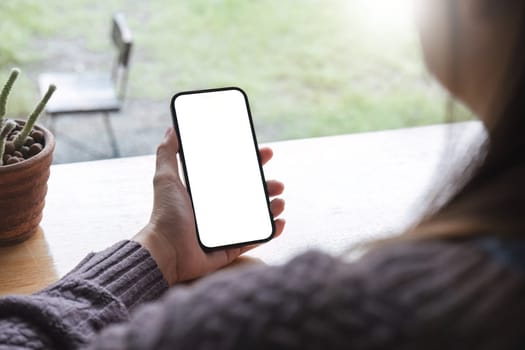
xmin=0 ymin=0 xmax=471 ymax=163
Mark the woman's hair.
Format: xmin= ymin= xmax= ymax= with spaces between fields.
xmin=409 ymin=0 xmax=525 ymax=239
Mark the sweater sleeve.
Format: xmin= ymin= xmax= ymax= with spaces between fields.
xmin=0 ymin=240 xmax=169 ymax=350
xmin=86 ymin=241 xmax=525 ymax=350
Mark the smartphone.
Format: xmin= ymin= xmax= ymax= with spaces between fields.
xmin=170 ymin=87 xmax=275 ymax=250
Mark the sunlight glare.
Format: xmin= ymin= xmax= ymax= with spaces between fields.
xmin=355 ymin=0 xmax=415 ymax=34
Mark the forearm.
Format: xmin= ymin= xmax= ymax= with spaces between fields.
xmin=0 ymin=241 xmax=168 ymax=349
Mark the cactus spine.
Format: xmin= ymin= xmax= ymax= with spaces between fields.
xmin=0 ymin=68 xmax=20 ymax=126
xmin=14 ymin=84 xmax=56 ymax=149
xmin=0 ymin=120 xmax=16 ymax=165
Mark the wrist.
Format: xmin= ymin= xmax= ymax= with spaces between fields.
xmin=133 ymin=223 xmax=179 ymax=285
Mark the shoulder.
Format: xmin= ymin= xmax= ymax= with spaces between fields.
xmin=351 ymin=238 xmax=525 ymax=348
xmin=254 ymin=239 xmax=525 ymax=348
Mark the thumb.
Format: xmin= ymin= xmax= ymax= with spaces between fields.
xmin=155 ymin=127 xmax=181 ymax=179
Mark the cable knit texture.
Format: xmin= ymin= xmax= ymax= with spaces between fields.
xmin=0 ymin=240 xmax=168 ymax=349
xmin=1 ymin=239 xmax=525 ymax=349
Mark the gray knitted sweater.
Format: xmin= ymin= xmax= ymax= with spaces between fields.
xmin=0 ymin=239 xmax=524 ymax=349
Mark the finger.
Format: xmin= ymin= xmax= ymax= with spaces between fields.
xmin=259 ymin=147 xmax=273 ymax=165
xmin=217 ymin=218 xmax=286 ymax=264
xmin=155 ymin=127 xmax=181 ymax=180
xmin=237 ymin=218 xmax=286 ymax=255
xmin=273 ymin=218 xmax=286 ymax=238
xmin=266 ymin=180 xmax=284 ymax=197
xmin=270 ymin=198 xmax=285 ymax=218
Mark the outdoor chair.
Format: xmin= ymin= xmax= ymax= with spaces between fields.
xmin=38 ymin=12 xmax=133 ymax=158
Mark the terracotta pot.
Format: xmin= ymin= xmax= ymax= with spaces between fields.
xmin=0 ymin=121 xmax=55 ymax=245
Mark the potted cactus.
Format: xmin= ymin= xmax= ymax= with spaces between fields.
xmin=0 ymin=68 xmax=56 ymax=245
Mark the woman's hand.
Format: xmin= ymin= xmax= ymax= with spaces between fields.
xmin=133 ymin=128 xmax=286 ymax=285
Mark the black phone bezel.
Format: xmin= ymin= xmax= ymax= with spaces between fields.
xmin=170 ymin=87 xmax=276 ymax=251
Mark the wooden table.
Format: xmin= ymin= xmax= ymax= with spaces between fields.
xmin=0 ymin=122 xmax=482 ymax=296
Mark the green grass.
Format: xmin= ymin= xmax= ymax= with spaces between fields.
xmin=0 ymin=0 xmax=472 ymax=140
xmin=0 ymin=1 xmax=52 ymax=115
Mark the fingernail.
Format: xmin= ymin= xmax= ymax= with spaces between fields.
xmin=165 ymin=127 xmax=172 ymax=137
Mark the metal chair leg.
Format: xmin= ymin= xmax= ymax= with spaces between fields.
xmin=103 ymin=113 xmax=120 ymax=158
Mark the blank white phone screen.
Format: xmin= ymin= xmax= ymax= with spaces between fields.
xmin=173 ymin=89 xmax=273 ymax=248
